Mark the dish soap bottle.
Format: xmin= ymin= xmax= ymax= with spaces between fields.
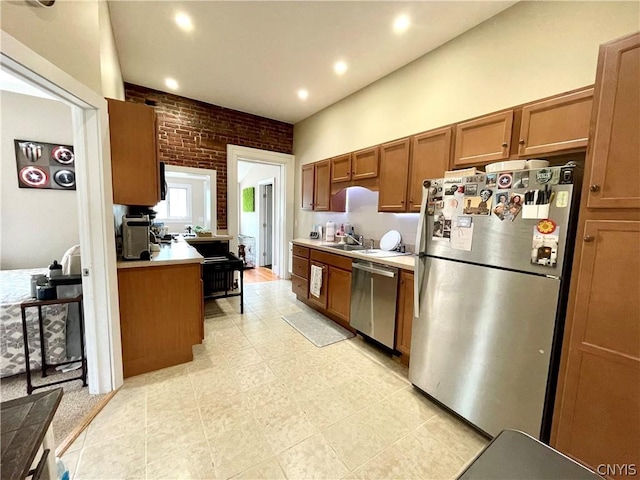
xmin=325 ymin=221 xmax=335 ymax=242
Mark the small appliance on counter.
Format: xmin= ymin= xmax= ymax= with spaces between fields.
xmin=122 ymin=214 xmax=151 ymax=260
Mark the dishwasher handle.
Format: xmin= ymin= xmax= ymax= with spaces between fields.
xmin=352 ymin=262 xmax=396 ymax=278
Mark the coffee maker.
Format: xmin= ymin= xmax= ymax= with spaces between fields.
xmin=122 ymin=214 xmax=151 ymax=260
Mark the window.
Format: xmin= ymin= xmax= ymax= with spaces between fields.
xmin=155 ymin=183 xmax=192 ymax=222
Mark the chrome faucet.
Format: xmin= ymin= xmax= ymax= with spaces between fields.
xmin=344 ymin=233 xmax=363 ymax=246
xmin=369 ymin=239 xmax=375 ymax=250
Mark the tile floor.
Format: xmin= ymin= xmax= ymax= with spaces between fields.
xmin=62 ymin=280 xmax=487 ymax=480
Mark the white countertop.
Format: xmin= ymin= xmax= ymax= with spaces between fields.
xmin=117 ymin=238 xmax=204 ymax=269
xmin=293 ymin=238 xmax=415 ymax=271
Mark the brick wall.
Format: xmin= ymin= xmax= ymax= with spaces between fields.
xmin=124 ymin=83 xmax=293 ymax=229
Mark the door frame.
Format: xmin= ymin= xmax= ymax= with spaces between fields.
xmin=227 ymin=145 xmax=294 ymax=279
xmin=257 ymin=178 xmax=275 ymax=269
xmin=1 ymin=32 xmax=122 ymax=394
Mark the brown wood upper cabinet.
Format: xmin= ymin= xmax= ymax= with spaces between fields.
xmin=107 ymin=98 xmax=159 ymax=206
xmin=302 ymin=161 xmax=346 ymax=212
xmin=301 ymin=163 xmax=315 ymax=210
xmin=586 ymin=33 xmax=640 ymax=209
xmin=408 ymin=127 xmax=453 ymax=212
xmin=352 ymin=146 xmax=379 ymax=180
xmin=378 ymin=128 xmax=452 ymax=213
xmin=518 ymin=89 xmax=593 ymax=157
xmin=454 ymin=110 xmax=513 ymax=166
xmin=330 ymin=154 xmax=352 ymax=183
xmin=378 ymin=138 xmax=411 ymax=212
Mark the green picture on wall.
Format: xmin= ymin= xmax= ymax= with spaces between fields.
xmin=242 ymin=187 xmax=255 ymax=212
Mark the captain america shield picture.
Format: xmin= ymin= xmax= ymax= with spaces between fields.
xmin=19 ymin=141 xmax=43 ymax=162
xmin=51 ymin=145 xmax=74 ymax=164
xmin=19 ymin=166 xmax=49 ymax=188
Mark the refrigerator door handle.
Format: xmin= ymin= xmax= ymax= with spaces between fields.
xmin=414 ymin=182 xmax=431 ymax=318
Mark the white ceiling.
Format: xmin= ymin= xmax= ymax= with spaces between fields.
xmin=108 ymin=1 xmax=517 ymax=124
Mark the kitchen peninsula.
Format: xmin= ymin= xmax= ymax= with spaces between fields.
xmin=116 ymin=238 xmax=204 ymax=377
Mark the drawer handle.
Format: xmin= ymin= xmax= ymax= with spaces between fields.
xmin=501 ymin=142 xmax=508 ymax=148
xmin=583 ymin=235 xmax=594 ymax=242
xmin=519 ymin=139 xmax=525 ymax=145
xmin=589 ymin=185 xmax=600 ymax=192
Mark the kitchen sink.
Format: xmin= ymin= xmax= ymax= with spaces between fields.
xmin=324 ymin=244 xmax=366 ymax=251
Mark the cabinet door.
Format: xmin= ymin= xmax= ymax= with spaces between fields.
xmin=378 ymin=138 xmax=411 ymax=212
xmin=327 ymin=266 xmax=352 ymax=323
xmin=519 ymin=89 xmax=593 ymax=157
xmin=308 ymin=261 xmax=328 ymax=309
xmin=351 ymin=147 xmax=379 ymax=180
xmin=395 ymin=270 xmax=414 ymax=355
xmin=313 ymin=160 xmax=331 ymax=211
xmin=409 ymin=127 xmax=452 ymax=212
xmin=587 ymin=33 xmax=640 ymax=209
xmin=454 ymin=111 xmax=513 ymax=166
xmin=107 ymin=99 xmax=159 ymax=206
xmin=554 ymin=220 xmax=640 ymax=476
xmin=331 ymin=154 xmax=352 ymax=183
xmin=301 ymin=163 xmax=315 ymax=210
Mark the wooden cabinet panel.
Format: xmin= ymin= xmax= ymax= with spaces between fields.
xmin=291 ymin=274 xmax=309 ymax=299
xmin=292 ymin=256 xmax=309 ymax=280
xmin=519 ymin=89 xmax=593 ymax=157
xmin=292 ymin=245 xmax=310 ymax=258
xmin=378 ymin=138 xmax=411 ymax=212
xmin=454 ymin=111 xmax=513 ymax=166
xmin=117 ymin=263 xmax=203 ymax=377
xmin=313 ymin=160 xmax=331 ymax=211
xmin=331 ymin=154 xmax=352 ymax=183
xmin=327 ymin=267 xmax=351 ymax=323
xmin=554 ymin=220 xmax=640 ymax=474
xmin=310 ymin=249 xmax=352 ymax=270
xmin=352 ymin=147 xmax=379 ymax=180
xmin=409 ymin=127 xmax=452 ymax=212
xmin=107 ymin=99 xmax=159 ymax=206
xmin=308 ymin=261 xmax=328 ymax=309
xmin=587 ymin=33 xmax=640 ymax=209
xmin=301 ymin=163 xmax=315 ymax=210
xmin=395 ymin=270 xmax=414 ymax=356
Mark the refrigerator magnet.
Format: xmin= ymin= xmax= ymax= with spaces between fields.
xmin=464 ymin=184 xmax=478 ymax=196
xmin=513 ymin=171 xmax=530 ymax=189
xmin=457 ymin=216 xmax=472 ymax=228
xmin=463 ymin=196 xmax=491 ymax=215
xmin=486 ymin=174 xmax=497 ymax=187
xmin=555 ymin=191 xmax=569 ymax=208
xmin=531 ymin=221 xmax=560 ymax=267
xmin=497 ymin=173 xmax=513 ymax=189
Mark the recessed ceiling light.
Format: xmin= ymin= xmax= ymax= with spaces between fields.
xmin=297 ymin=89 xmax=309 ymax=101
xmin=165 ymin=78 xmax=179 ymax=90
xmin=175 ymin=12 xmax=194 ymax=31
xmin=334 ymin=61 xmax=348 ymax=76
xmin=393 ymin=14 xmax=410 ymax=34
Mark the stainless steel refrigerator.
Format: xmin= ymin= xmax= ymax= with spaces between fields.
xmin=409 ymin=165 xmax=580 ymax=442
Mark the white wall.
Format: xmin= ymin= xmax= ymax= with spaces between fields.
xmin=1 ymin=0 xmax=124 ymax=99
xmin=239 ymin=162 xmax=280 ymax=241
xmin=0 ymin=91 xmax=79 ymax=269
xmin=293 ymin=1 xmax=640 ymax=244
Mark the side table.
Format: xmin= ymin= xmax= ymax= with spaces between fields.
xmin=20 ymin=295 xmax=87 ymax=395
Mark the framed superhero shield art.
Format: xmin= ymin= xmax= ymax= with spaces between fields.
xmin=14 ymin=139 xmax=76 ymax=190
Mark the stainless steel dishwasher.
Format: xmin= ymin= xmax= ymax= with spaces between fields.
xmin=350 ymin=259 xmax=399 ymax=349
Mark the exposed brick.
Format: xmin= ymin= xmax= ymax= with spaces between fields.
xmin=125 ymin=83 xmax=293 ymax=230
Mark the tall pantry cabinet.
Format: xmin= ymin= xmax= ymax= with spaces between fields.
xmin=552 ymin=32 xmax=640 ymax=479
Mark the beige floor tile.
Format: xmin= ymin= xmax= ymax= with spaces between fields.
xmin=224 ymin=347 xmax=264 ymax=369
xmin=64 ymin=429 xmax=87 ymax=454
xmin=314 ymin=362 xmax=360 ymax=388
xmin=146 ymin=441 xmax=216 ymax=479
xmin=244 ymin=381 xmax=298 ymax=417
xmin=84 ymin=398 xmax=145 ymax=446
xmin=146 ymin=374 xmax=193 ymax=397
xmin=209 ymin=420 xmax=274 ymax=480
xmin=419 ymin=414 xmax=488 ymax=461
xmin=235 ymin=319 xmax=269 ymax=335
xmin=357 ymin=364 xmax=410 ymax=397
xmin=146 ymin=409 xmax=208 ymax=464
xmin=277 ymin=433 xmax=349 ymax=480
xmin=233 ymin=361 xmax=278 ymax=391
xmin=345 ymin=445 xmax=423 ymax=480
xmin=281 ymin=371 xmax=330 ymax=402
xmin=200 ymin=402 xmax=254 ymax=438
xmin=322 ymin=414 xmax=388 ymax=471
xmin=147 ymin=387 xmax=198 ymax=424
xmin=266 ymin=354 xmax=312 ymax=378
xmin=335 ymin=378 xmax=384 ymax=413
xmin=244 ymin=330 xmax=281 ymax=346
xmin=75 ymin=428 xmax=146 ymax=480
xmin=353 ymin=401 xmax=414 ymax=447
xmin=298 ymin=387 xmax=355 ymax=429
xmin=230 ymin=457 xmax=286 ymax=480
xmin=215 ymin=335 xmax=253 ymax=352
xmin=252 ymin=340 xmax=291 ymax=361
xmin=257 ymin=404 xmax=317 ymax=453
xmin=393 ymin=430 xmax=468 ymax=479
xmin=145 ymin=363 xmax=190 ymax=383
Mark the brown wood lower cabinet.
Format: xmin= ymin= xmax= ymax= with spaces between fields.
xmin=117 ymin=263 xmax=203 ymax=378
xmin=395 ymin=270 xmax=414 ymax=359
xmin=327 ymin=266 xmax=351 ymax=323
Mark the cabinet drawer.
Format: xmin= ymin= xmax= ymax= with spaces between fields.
xmin=292 ymin=256 xmax=309 ymax=279
xmin=291 ymin=274 xmax=309 ymax=299
xmin=292 ymin=245 xmax=310 ymax=258
xmin=310 ymin=249 xmax=352 ymax=270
